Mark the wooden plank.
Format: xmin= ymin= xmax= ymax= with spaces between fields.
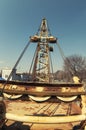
xmin=1 ymin=89 xmax=86 ymax=96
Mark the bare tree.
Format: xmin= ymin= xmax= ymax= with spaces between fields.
xmin=63 ymin=55 xmax=86 ymax=81
xmin=54 ymin=70 xmax=65 ymax=81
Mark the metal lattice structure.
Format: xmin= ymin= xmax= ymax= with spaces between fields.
xmin=30 ymin=18 xmax=57 ymax=82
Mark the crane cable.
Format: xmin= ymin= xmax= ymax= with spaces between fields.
xmin=56 ymin=41 xmax=65 ymax=61
xmin=49 ymin=48 xmax=54 ymax=82
xmin=56 ymin=41 xmax=74 ymax=76
xmin=28 ymin=43 xmax=38 ymax=79
xmin=1 ymin=40 xmax=31 ymax=94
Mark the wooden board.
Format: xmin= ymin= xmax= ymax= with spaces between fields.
xmin=4 ymin=98 xmax=83 ymax=129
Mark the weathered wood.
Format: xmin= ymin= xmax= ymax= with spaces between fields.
xmin=1 ymin=89 xmax=86 ymax=96
xmin=0 ymin=80 xmax=85 ymax=97
xmin=81 ymin=95 xmax=86 ymax=115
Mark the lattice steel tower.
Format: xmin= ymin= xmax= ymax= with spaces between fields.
xmin=30 ymin=18 xmax=57 ymax=82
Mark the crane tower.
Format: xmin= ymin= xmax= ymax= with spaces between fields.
xmin=30 ymin=18 xmax=57 ymax=82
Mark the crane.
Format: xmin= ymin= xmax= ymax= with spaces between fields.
xmin=30 ymin=18 xmax=57 ymax=83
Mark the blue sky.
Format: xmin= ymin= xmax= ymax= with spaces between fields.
xmin=0 ymin=0 xmax=86 ymax=72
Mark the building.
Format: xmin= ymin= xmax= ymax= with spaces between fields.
xmin=1 ymin=68 xmax=30 ymax=81
xmin=1 ymin=68 xmax=17 ymax=80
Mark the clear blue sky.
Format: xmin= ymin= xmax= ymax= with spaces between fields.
xmin=0 ymin=0 xmax=86 ymax=72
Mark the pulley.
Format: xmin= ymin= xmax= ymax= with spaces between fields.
xmin=56 ymin=96 xmax=78 ymax=102
xmin=3 ymin=93 xmax=22 ymax=99
xmin=28 ymin=95 xmax=51 ymax=102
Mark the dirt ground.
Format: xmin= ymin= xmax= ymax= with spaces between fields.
xmin=2 ymin=119 xmax=81 ymax=130
xmin=2 ymin=121 xmax=80 ymax=130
